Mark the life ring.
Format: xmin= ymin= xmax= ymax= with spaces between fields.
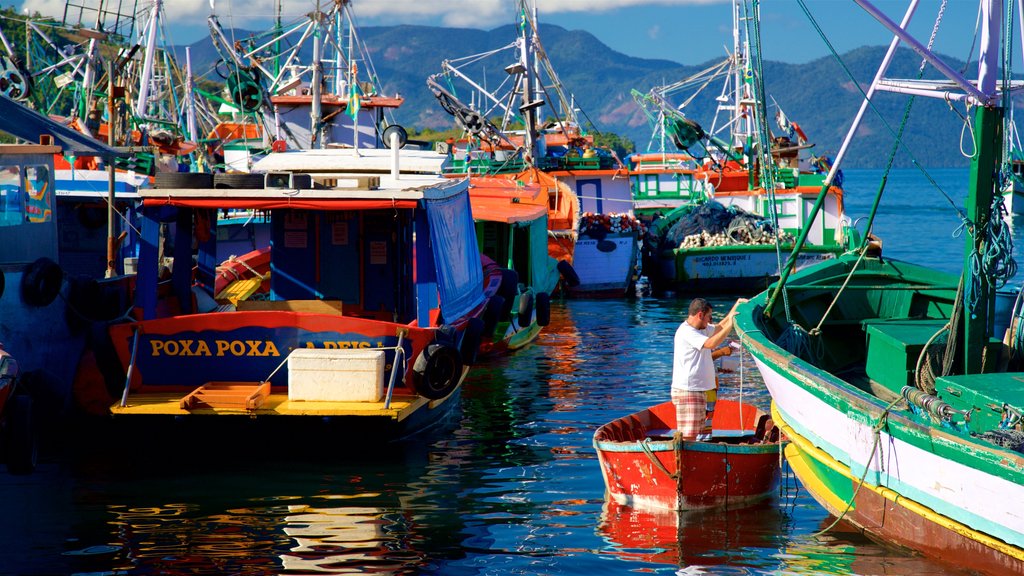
xmin=557 ymin=259 xmax=581 ymax=287
xmin=518 ymin=291 xmax=534 ymax=326
xmin=481 ymin=295 xmax=504 ymax=337
xmin=412 ymin=343 xmax=463 ymax=400
xmin=535 ymin=291 xmax=551 ymax=327
xmin=459 ymin=317 xmax=484 ymax=366
xmin=21 ymin=257 xmax=63 ymax=307
xmin=4 ymin=393 xmax=36 ymax=475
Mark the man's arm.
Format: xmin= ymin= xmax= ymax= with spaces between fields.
xmin=701 ymin=298 xmax=750 ymax=350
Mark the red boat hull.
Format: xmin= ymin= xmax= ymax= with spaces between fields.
xmin=593 ymin=400 xmax=781 ymax=510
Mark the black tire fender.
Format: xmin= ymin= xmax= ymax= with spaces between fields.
xmin=154 ymin=172 xmax=214 ymax=189
xmin=481 ymin=295 xmax=504 ymax=336
xmin=412 ymin=343 xmax=463 ymax=400
xmin=518 ymin=291 xmax=534 ymax=326
xmin=21 ymin=257 xmax=63 ymax=307
xmin=557 ymin=259 xmax=581 ymax=287
xmin=459 ymin=317 xmax=484 ymax=366
xmin=498 ymin=268 xmax=519 ymax=301
xmin=5 ymin=393 xmax=36 ymax=475
xmin=535 ymin=291 xmax=551 ymax=327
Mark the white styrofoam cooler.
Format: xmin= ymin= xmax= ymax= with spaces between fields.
xmin=288 ymin=349 xmax=385 ymax=402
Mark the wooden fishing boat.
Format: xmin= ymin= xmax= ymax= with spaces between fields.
xmin=593 ymin=399 xmax=781 ymax=510
xmin=213 ymin=246 xmax=271 ymax=305
xmin=735 ymin=2 xmax=1024 ymax=573
xmin=469 ymin=177 xmax=559 ymax=354
xmin=103 ymin=148 xmax=487 ymax=439
xmin=631 ymin=0 xmax=847 ymax=295
xmin=428 ymin=2 xmax=645 ymax=296
xmin=0 ymin=98 xmax=133 ymax=418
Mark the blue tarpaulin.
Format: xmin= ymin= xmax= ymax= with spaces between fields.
xmin=425 ymin=188 xmax=485 ymax=323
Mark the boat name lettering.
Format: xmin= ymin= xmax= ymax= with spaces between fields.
xmin=303 ymin=341 xmax=378 ymax=349
xmin=148 ymin=339 xmax=282 ymax=357
xmin=697 ymin=254 xmax=751 ymax=264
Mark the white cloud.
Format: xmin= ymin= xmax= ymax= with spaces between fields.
xmin=23 ymin=0 xmax=725 ymax=33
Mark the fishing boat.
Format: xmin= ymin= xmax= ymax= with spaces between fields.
xmin=593 ymin=398 xmax=781 ymax=510
xmin=205 ymin=0 xmax=407 ymax=166
xmin=734 ymin=1 xmax=1024 ymax=573
xmin=0 ymin=96 xmax=132 ymax=418
xmin=468 ymin=177 xmax=558 ymax=353
xmin=428 ymin=1 xmax=641 ymax=296
xmin=631 ymin=0 xmax=848 ymax=294
xmin=103 ymin=147 xmax=487 ymax=439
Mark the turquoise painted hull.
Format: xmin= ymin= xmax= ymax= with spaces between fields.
xmin=735 ymin=252 xmax=1024 ymax=574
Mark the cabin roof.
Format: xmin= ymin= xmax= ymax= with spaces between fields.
xmin=252 ymin=148 xmax=449 ymax=175
xmin=469 ymin=196 xmax=546 ymax=224
xmin=139 ymin=175 xmax=469 ymax=209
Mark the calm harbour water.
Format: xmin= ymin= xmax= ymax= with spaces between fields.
xmin=0 ymin=168 xmax=1015 ymax=575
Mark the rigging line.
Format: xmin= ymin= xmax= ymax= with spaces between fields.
xmin=795 ymin=0 xmax=953 ymax=207
xmin=748 ymin=0 xmax=791 ymax=323
xmin=860 ymin=0 xmax=948 ymax=250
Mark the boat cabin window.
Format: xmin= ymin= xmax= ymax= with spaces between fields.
xmin=268 ymin=208 xmax=415 ymax=321
xmin=0 ymin=164 xmax=52 ymax=226
xmin=476 ymin=221 xmax=534 ymax=286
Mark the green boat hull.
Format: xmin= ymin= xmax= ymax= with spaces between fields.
xmin=735 ymin=253 xmax=1024 ymax=573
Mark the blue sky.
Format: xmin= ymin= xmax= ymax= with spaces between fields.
xmin=24 ymin=0 xmax=989 ymax=66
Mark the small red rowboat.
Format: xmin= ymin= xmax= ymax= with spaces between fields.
xmin=593 ymin=399 xmax=782 ymax=510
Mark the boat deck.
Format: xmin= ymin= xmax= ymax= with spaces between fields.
xmin=111 ymin=393 xmax=428 ymax=421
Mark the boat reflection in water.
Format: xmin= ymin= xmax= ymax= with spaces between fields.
xmin=282 ymin=503 xmax=423 ymax=573
xmin=597 ymin=498 xmax=788 ymax=569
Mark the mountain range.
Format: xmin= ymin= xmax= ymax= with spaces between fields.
xmin=183 ymin=22 xmax=1006 ymax=168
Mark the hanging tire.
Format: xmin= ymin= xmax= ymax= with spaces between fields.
xmin=154 ymin=172 xmax=213 ymax=189
xmin=5 ymin=394 xmax=37 ymax=475
xmin=498 ymin=268 xmax=519 ymax=301
xmin=498 ymin=291 xmax=515 ymax=321
xmin=459 ymin=318 xmax=484 ymax=366
xmin=557 ymin=259 xmax=581 ymax=287
xmin=481 ymin=295 xmax=504 ymax=336
xmin=21 ymin=257 xmax=63 ymax=307
xmin=518 ymin=291 xmax=534 ymax=326
xmin=535 ymin=291 xmax=551 ymax=327
xmin=214 ymin=172 xmax=265 ymax=189
xmin=412 ymin=344 xmax=463 ymax=400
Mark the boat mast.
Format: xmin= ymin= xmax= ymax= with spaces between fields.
xmin=518 ymin=0 xmax=539 ymax=165
xmin=134 ymin=0 xmax=162 ymax=119
xmin=310 ymin=4 xmax=324 ymax=149
xmin=963 ymin=0 xmax=1002 ymax=373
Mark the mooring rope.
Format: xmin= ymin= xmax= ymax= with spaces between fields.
xmin=811 ymin=395 xmax=904 ymax=538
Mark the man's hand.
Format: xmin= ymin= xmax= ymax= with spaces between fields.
xmin=729 ymin=298 xmax=750 ymax=315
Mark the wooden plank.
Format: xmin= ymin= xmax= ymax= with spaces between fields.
xmin=235 ymin=299 xmax=343 ymax=314
xmin=180 ymin=381 xmax=269 ymax=410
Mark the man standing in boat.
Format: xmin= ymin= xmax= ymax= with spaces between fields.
xmin=672 ymin=297 xmax=747 ymax=440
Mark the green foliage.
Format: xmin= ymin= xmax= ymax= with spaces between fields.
xmin=592 ymin=132 xmax=635 ymax=157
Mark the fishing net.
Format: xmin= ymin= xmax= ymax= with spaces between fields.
xmin=977 ymin=428 xmax=1024 ymax=453
xmin=662 ymin=201 xmax=772 ymax=249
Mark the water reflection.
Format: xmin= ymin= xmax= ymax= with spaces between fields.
xmin=0 ymin=297 xmax=979 ymax=575
xmin=597 ymin=499 xmax=790 ymax=571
